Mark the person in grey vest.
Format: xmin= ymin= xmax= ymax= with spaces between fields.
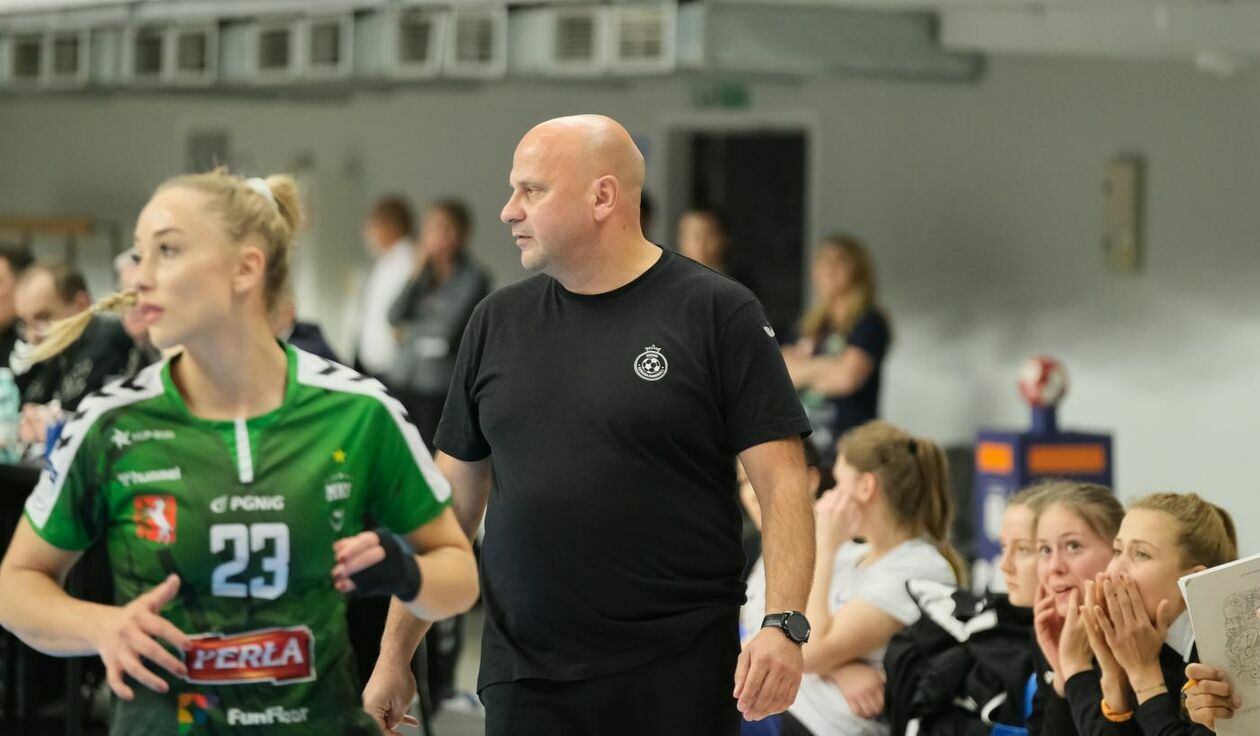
xmin=387 ymin=198 xmax=491 ymax=445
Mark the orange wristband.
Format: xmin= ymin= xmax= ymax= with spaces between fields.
xmin=1101 ymin=700 xmax=1134 ymax=722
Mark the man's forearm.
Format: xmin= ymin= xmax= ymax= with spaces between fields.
xmin=761 ymin=480 xmax=815 ymax=613
xmin=378 ymin=597 xmax=432 ymax=669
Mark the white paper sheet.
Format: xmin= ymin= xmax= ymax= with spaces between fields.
xmin=1179 ymin=552 xmax=1260 ymax=736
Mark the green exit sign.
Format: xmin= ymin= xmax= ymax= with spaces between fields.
xmin=691 ymin=81 xmax=751 ymax=110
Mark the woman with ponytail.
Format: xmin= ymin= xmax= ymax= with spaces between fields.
xmin=1058 ymin=493 xmax=1236 ymax=736
xmin=779 ymin=420 xmax=963 ymax=736
xmin=0 ymin=169 xmax=479 ymax=735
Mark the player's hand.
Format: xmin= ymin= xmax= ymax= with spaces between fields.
xmin=734 ymin=627 xmax=804 ymax=721
xmin=363 ymin=659 xmax=421 ymax=734
xmin=826 ymin=662 xmax=885 ymax=719
xmin=332 ymin=528 xmax=421 ymax=601
xmin=1185 ymin=663 xmax=1239 ymax=732
xmin=332 ymin=532 xmax=387 ymax=593
xmin=815 ymin=489 xmax=860 ymax=552
xmin=1033 ymin=583 xmax=1066 ymax=694
xmin=1058 ymin=589 xmax=1093 ymax=679
xmin=1094 ymin=576 xmax=1173 ymax=679
xmin=89 ymin=574 xmax=190 ymax=701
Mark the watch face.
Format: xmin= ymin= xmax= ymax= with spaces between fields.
xmin=785 ymin=613 xmax=811 ymax=642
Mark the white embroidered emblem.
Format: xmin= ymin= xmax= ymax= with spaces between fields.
xmin=633 ymin=345 xmax=668 ymax=382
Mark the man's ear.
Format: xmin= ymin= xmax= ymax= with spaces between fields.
xmin=591 ymin=176 xmax=619 ymax=223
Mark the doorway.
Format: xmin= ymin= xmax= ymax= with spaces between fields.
xmin=667 ymin=128 xmax=809 ymax=339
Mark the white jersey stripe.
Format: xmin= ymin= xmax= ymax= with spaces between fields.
xmin=25 ymin=362 xmax=167 ymax=529
xmin=292 ymin=350 xmax=451 ymax=503
xmin=234 ymin=417 xmax=255 ymax=484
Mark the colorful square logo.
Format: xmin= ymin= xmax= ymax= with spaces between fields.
xmin=133 ymin=494 xmax=177 ymax=544
xmin=177 ymin=692 xmax=217 ymax=733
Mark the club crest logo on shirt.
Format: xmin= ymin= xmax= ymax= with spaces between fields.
xmin=133 ymin=494 xmax=177 ymax=544
xmin=633 ymin=345 xmax=668 ymax=382
xmin=178 ymin=693 xmax=218 ymax=734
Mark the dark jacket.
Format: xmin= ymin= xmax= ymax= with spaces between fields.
xmin=386 ymin=256 xmax=490 ymax=395
xmin=885 ymin=580 xmax=1037 ymax=736
xmin=285 ymin=321 xmax=340 ymax=364
xmin=16 ymin=316 xmax=135 ymax=410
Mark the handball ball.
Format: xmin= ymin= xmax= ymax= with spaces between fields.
xmin=1018 ymin=356 xmax=1068 ymax=408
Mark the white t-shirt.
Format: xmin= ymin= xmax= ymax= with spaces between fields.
xmin=355 ymin=240 xmax=413 ymax=375
xmin=789 ymin=537 xmax=956 ymax=736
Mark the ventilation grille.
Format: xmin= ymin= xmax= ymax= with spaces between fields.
xmin=51 ymin=32 xmax=83 ymax=81
xmin=611 ymin=4 xmax=674 ymax=73
xmin=555 ymin=12 xmax=597 ymax=63
xmin=12 ymin=33 xmax=43 ymax=82
xmin=176 ymin=29 xmax=209 ymax=75
xmin=453 ymin=14 xmax=494 ymax=65
xmin=309 ymin=20 xmax=342 ymax=68
xmin=258 ymin=26 xmax=292 ymax=72
xmin=398 ymin=10 xmax=434 ymax=65
xmin=618 ymin=9 xmax=664 ymax=62
xmin=132 ymin=25 xmax=165 ymax=78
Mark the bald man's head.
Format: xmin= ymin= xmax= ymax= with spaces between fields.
xmin=521 ymin=115 xmax=646 ymax=196
xmin=501 ymin=115 xmax=648 ymax=273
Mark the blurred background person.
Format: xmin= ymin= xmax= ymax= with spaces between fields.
xmin=114 ymin=251 xmax=161 ymax=378
xmin=678 ymin=208 xmax=732 ymax=272
xmin=0 ymin=244 xmax=34 ymax=368
xmin=784 ymin=234 xmax=890 ymax=466
xmin=270 ymin=286 xmax=340 ymax=363
xmin=14 ymin=261 xmax=133 ymax=443
xmin=386 ymin=198 xmax=490 ymax=712
xmin=387 ymin=198 xmax=491 ymax=445
xmin=640 ymin=191 xmax=656 ymax=242
xmin=348 ymin=195 xmax=415 ymax=381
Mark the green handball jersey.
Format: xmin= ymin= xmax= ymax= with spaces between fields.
xmin=23 ymin=344 xmax=451 ymax=735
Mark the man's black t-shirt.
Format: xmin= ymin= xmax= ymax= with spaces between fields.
xmin=435 ymin=247 xmax=810 ymax=690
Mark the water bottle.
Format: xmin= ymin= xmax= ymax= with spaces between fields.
xmin=0 ymin=368 xmax=20 ymax=463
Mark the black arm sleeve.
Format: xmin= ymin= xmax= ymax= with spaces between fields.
xmin=716 ymin=299 xmax=811 ymax=452
xmin=1133 ymin=693 xmax=1216 ymax=736
xmin=1065 ymin=669 xmax=1140 ymax=736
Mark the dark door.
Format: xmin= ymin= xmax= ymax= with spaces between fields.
xmin=686 ymin=130 xmax=808 ymax=339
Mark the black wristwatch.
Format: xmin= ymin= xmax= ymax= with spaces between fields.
xmin=761 ymin=611 xmax=811 ymax=644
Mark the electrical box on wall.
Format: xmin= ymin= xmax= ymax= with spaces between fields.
xmin=1102 ymin=155 xmax=1144 ymax=274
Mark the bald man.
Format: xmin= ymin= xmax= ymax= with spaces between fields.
xmin=365 ymin=116 xmax=815 ymax=735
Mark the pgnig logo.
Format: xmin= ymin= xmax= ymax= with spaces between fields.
xmin=178 ymin=693 xmax=218 ymax=733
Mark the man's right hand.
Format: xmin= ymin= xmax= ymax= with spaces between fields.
xmin=363 ymin=659 xmax=421 ymax=735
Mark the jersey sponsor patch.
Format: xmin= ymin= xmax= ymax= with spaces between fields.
xmin=227 ymin=706 xmax=311 ymax=727
xmin=208 ymin=494 xmax=285 ymax=514
xmin=133 ymin=495 xmax=176 ymax=544
xmin=184 ymin=626 xmax=316 ymax=685
xmin=112 ymin=427 xmax=176 ymax=450
xmin=178 ymin=693 xmax=218 ymax=734
xmin=117 ymin=467 xmax=182 ymax=487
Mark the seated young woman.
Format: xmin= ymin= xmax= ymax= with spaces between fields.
xmin=1027 ymin=482 xmax=1126 ymax=736
xmin=777 ymin=420 xmax=965 ymax=736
